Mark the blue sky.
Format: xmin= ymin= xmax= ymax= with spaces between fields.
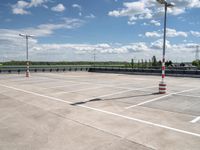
xmin=0 ymin=0 xmax=200 ymax=62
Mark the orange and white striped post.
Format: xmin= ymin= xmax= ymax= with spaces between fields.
xmin=159 ymin=57 xmax=166 ymax=93
xmin=26 ymin=61 xmax=30 ymax=77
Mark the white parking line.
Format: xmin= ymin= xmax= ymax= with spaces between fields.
xmin=190 ymin=116 xmax=200 ymax=123
xmin=80 ymin=86 xmax=157 ymax=102
xmin=125 ymin=94 xmax=171 ymax=109
xmin=80 ymin=105 xmax=200 ymax=138
xmin=174 ymin=94 xmax=200 ymax=98
xmin=42 ymin=83 xmax=85 ymax=90
xmin=55 ymin=86 xmax=104 ymax=95
xmin=0 ymin=84 xmax=72 ymax=104
xmin=125 ymin=87 xmax=199 ymax=109
xmin=37 ymin=74 xmax=157 ymax=91
xmin=1 ymin=83 xmax=200 ymax=138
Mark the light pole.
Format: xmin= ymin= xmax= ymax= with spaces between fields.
xmin=156 ymin=0 xmax=174 ymax=94
xmin=19 ymin=34 xmax=34 ymax=77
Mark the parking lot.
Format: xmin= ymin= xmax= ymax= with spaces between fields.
xmin=0 ymin=72 xmax=199 ymax=150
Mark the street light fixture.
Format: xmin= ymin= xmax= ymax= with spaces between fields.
xmin=156 ymin=0 xmax=174 ymax=94
xmin=19 ymin=34 xmax=35 ymax=77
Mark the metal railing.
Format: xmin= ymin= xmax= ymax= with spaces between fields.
xmin=0 ymin=65 xmax=199 ymax=78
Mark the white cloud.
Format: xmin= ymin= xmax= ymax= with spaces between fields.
xmin=25 ymin=18 xmax=84 ymax=37
xmin=51 ymin=3 xmax=65 ymax=12
xmin=145 ymin=31 xmax=161 ymax=38
xmin=0 ymin=18 xmax=84 ymax=43
xmin=31 ymin=42 xmax=149 ymax=56
xmin=151 ymin=39 xmax=171 ymax=49
xmin=150 ymin=39 xmax=198 ymax=54
xmin=0 ymin=18 xmax=85 ymax=61
xmin=12 ymin=8 xmax=30 ymax=15
xmin=0 ymin=30 xmax=151 ymax=61
xmin=138 ymin=34 xmax=143 ymax=37
xmin=0 ymin=29 xmax=198 ymax=61
xmin=108 ymin=0 xmax=200 ymax=24
xmin=166 ymin=28 xmax=188 ymax=37
xmin=72 ymin=4 xmax=82 ymax=11
xmin=167 ymin=0 xmax=200 ymax=15
xmin=150 ymin=20 xmax=160 ymax=26
xmin=12 ymin=0 xmax=30 ymax=15
xmin=127 ymin=21 xmax=136 ymax=25
xmin=108 ymin=1 xmax=153 ymax=24
xmin=85 ymin=14 xmax=96 ymax=19
xmin=78 ymin=12 xmax=82 ymax=16
xmin=145 ymin=28 xmax=188 ymax=38
xmin=72 ymin=4 xmax=83 ymax=16
xmin=43 ymin=5 xmax=48 ymax=9
xmin=190 ymin=31 xmax=200 ymax=37
xmin=29 ymin=0 xmax=48 ymax=7
xmin=12 ymin=0 xmax=48 ymax=15
xmin=143 ymin=20 xmax=160 ymax=26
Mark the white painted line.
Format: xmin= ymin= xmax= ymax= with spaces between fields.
xmin=50 ymin=73 xmax=155 ymax=81
xmin=38 ymin=73 xmax=157 ymax=90
xmin=1 ymin=83 xmax=200 ymax=138
xmin=0 ymin=84 xmax=72 ymax=104
xmin=174 ymin=88 xmax=200 ymax=95
xmin=55 ymin=86 xmax=104 ymax=95
xmin=125 ymin=87 xmax=199 ymax=109
xmin=80 ymin=86 xmax=157 ymax=102
xmin=174 ymin=94 xmax=200 ymax=99
xmin=42 ymin=83 xmax=84 ymax=90
xmin=190 ymin=116 xmax=200 ymax=123
xmin=80 ymin=105 xmax=200 ymax=138
xmin=125 ymin=94 xmax=171 ymax=109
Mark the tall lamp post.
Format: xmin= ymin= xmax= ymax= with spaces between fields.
xmin=19 ymin=34 xmax=34 ymax=77
xmin=156 ymin=0 xmax=174 ymax=94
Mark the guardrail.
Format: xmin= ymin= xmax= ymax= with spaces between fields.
xmin=0 ymin=65 xmax=200 ymax=78
xmin=0 ymin=66 xmax=90 ymax=74
xmin=88 ymin=67 xmax=200 ymax=78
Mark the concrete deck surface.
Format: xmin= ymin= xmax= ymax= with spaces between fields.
xmin=0 ymin=72 xmax=199 ymax=150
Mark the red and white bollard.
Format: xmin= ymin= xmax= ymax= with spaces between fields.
xmin=159 ymin=82 xmax=166 ymax=94
xmin=26 ymin=70 xmax=30 ymax=77
xmin=159 ymin=59 xmax=166 ymax=94
xmin=26 ymin=62 xmax=30 ymax=77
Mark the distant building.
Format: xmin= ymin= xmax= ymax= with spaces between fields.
xmin=169 ymin=62 xmax=197 ymax=70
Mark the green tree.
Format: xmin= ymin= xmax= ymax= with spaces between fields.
xmin=192 ymin=60 xmax=199 ymax=66
xmin=165 ymin=60 xmax=173 ymax=67
xmin=131 ymin=59 xmax=134 ymax=68
xmin=152 ymin=56 xmax=157 ymax=66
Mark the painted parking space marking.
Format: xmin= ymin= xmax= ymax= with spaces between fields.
xmin=191 ymin=116 xmax=200 ymax=123
xmin=1 ymin=83 xmax=200 ymax=138
xmin=42 ymin=83 xmax=87 ymax=90
xmin=175 ymin=94 xmax=200 ymax=98
xmin=125 ymin=93 xmax=171 ymax=109
xmin=54 ymin=86 xmax=105 ymax=95
xmin=125 ymin=87 xmax=199 ymax=109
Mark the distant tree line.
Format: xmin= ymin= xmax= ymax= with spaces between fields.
xmin=128 ymin=56 xmax=173 ymax=68
xmin=192 ymin=60 xmax=200 ymax=68
xmin=0 ymin=56 xmax=176 ymax=69
xmin=0 ymin=61 xmax=129 ymax=66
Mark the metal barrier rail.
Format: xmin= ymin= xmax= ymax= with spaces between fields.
xmin=88 ymin=67 xmax=200 ymax=78
xmin=0 ymin=66 xmax=200 ymax=78
xmin=0 ymin=66 xmax=90 ymax=74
